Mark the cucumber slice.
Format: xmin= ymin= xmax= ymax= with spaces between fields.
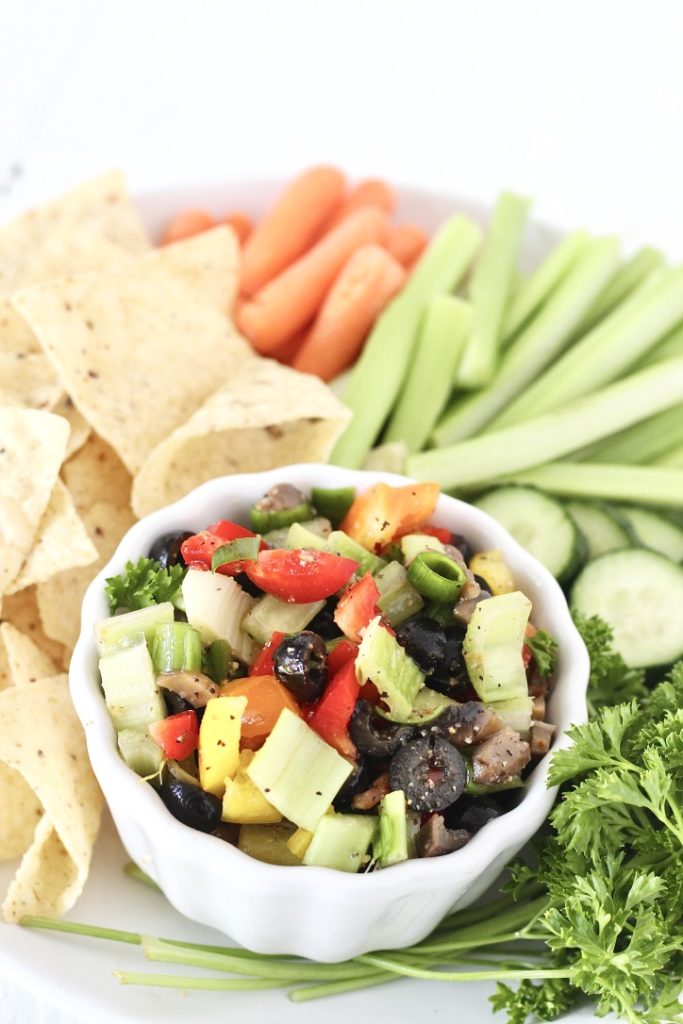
xmin=565 ymin=500 xmax=634 ymax=559
xmin=375 ymin=687 xmax=456 ymax=725
xmin=373 ymin=790 xmax=409 ymax=868
xmin=242 ymin=594 xmax=325 ymax=646
xmin=356 ymin=616 xmax=425 ymax=719
xmin=463 ymin=591 xmax=531 ymax=703
xmin=571 ymin=548 xmax=683 ymax=667
xmin=303 ymin=812 xmax=377 ymax=872
xmin=617 ymin=506 xmax=683 ymax=562
xmin=182 ymin=569 xmax=257 ymax=664
xmin=475 ymin=486 xmax=585 ymax=581
xmin=95 ymin=602 xmax=175 ymax=657
xmin=375 ymin=561 xmax=424 ymax=627
xmin=99 ymin=640 xmax=166 ymax=733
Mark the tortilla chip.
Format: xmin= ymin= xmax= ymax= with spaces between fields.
xmin=61 ymin=433 xmax=132 ymax=514
xmin=132 ymin=359 xmax=352 ymax=517
xmin=7 ymin=480 xmax=97 ymax=595
xmin=0 ymin=408 xmax=70 ymax=598
xmin=0 ymin=170 xmax=148 ymax=299
xmin=0 ymin=303 xmax=42 ymax=356
xmin=0 ymin=622 xmax=58 ymax=687
xmin=0 ymin=351 xmax=62 ymax=410
xmin=145 ymin=226 xmax=240 ymax=313
xmin=0 ymin=587 xmax=69 ymax=669
xmin=14 ymin=265 xmax=253 ymax=474
xmin=0 ymin=678 xmax=103 ymax=921
xmin=52 ymin=395 xmax=91 ymax=457
xmin=0 ymin=764 xmax=43 ymax=859
xmin=37 ymin=502 xmax=136 ymax=651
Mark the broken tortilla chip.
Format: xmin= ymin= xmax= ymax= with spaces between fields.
xmin=0 ymin=621 xmax=58 ymax=687
xmin=14 ymin=264 xmax=253 ymax=474
xmin=52 ymin=395 xmax=91 ymax=457
xmin=144 ymin=225 xmax=240 ymax=313
xmin=60 ymin=433 xmax=132 ymax=515
xmin=7 ymin=479 xmax=97 ymax=594
xmin=0 ymin=350 xmax=63 ymax=410
xmin=0 ymin=678 xmax=103 ymax=921
xmin=37 ymin=502 xmax=136 ymax=651
xmin=0 ymin=587 xmax=69 ymax=669
xmin=132 ymin=359 xmax=352 ymax=517
xmin=0 ymin=408 xmax=70 ymax=598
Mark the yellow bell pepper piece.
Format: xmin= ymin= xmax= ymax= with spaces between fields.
xmin=286 ymin=826 xmax=314 ymax=859
xmin=198 ymin=695 xmax=247 ymax=797
xmin=222 ymin=751 xmax=282 ymax=824
xmin=469 ymin=550 xmax=515 ymax=596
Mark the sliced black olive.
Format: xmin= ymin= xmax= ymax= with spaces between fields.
xmin=161 ymin=688 xmax=195 ymax=716
xmin=348 ymin=700 xmax=416 ymax=758
xmin=234 ymin=571 xmax=264 ymax=598
xmin=395 ymin=618 xmax=468 ymax=697
xmin=457 ymin=800 xmax=501 ymax=834
xmin=273 ymin=631 xmax=327 ymax=702
xmin=307 ymin=597 xmax=343 ymax=640
xmin=423 ymin=702 xmax=503 ymax=747
xmin=450 ymin=533 xmax=475 ymax=564
xmin=148 ymin=531 xmax=193 ymax=569
xmin=159 ymin=776 xmax=221 ymax=833
xmin=389 ymin=735 xmax=467 ymax=812
xmin=472 ymin=574 xmax=490 ymax=592
xmin=333 ymin=755 xmax=375 ymax=812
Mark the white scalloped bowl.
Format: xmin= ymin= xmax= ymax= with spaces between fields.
xmin=70 ymin=463 xmax=589 ymax=961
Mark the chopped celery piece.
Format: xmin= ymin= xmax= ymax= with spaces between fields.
xmin=574 ymin=246 xmax=664 ymax=336
xmin=117 ymin=729 xmax=164 ymax=777
xmin=655 ymin=442 xmax=683 ymax=468
xmin=509 ymin=462 xmax=683 ymax=509
xmin=331 ymin=214 xmax=482 ymax=468
xmin=400 ymin=532 xmax=445 ymax=565
xmin=242 ymin=594 xmax=325 ymax=646
xmin=494 ymin=265 xmax=683 ymax=428
xmin=211 ymin=537 xmax=260 ymax=572
xmin=362 ymin=441 xmax=408 ymax=474
xmin=151 ymin=622 xmax=201 ymax=674
xmin=246 ymin=708 xmax=352 ymax=832
xmin=581 ymin=404 xmax=683 ymax=465
xmin=237 ymin=823 xmax=301 ymax=866
xmin=303 ymin=813 xmax=377 ymax=872
xmin=181 ymin=569 xmax=256 ymax=664
xmin=466 ymin=769 xmax=524 ymax=797
xmin=487 ymin=695 xmax=533 ymax=738
xmin=456 ymin=193 xmax=530 ymax=389
xmin=95 ymin=602 xmax=174 ymax=657
xmin=325 ymin=530 xmax=386 ymax=576
xmin=409 ymin=357 xmax=683 ymax=491
xmin=249 ymin=501 xmax=313 ymax=534
xmin=198 ymin=695 xmax=247 ymax=797
xmin=384 ymin=295 xmax=472 ymax=452
xmin=204 ymin=639 xmax=236 ymax=683
xmin=285 ymin=521 xmax=327 ymax=551
xmin=433 ymin=237 xmax=619 ymax=445
xmin=373 ymin=790 xmax=409 ymax=867
xmin=638 ymin=320 xmax=683 ymax=368
xmin=375 ymin=687 xmax=456 ymax=725
xmin=99 ymin=640 xmax=166 ymax=733
xmin=463 ymin=592 xmax=531 ymax=703
xmin=503 ymin=230 xmax=590 ymax=339
xmin=311 ymin=486 xmax=355 ymax=527
xmin=356 ymin=615 xmax=424 ymax=719
xmin=375 ymin=561 xmax=424 ymax=627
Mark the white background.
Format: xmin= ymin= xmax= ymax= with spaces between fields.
xmin=1 ymin=1 xmax=682 ymax=1019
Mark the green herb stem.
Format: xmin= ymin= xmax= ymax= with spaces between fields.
xmin=115 ymin=971 xmax=283 ymax=990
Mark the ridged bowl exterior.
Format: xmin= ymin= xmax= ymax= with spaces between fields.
xmin=70 ymin=464 xmax=589 ymax=961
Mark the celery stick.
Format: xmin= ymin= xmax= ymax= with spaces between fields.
xmin=455 ymin=193 xmax=530 ymax=389
xmin=362 ymin=441 xmax=407 ymax=474
xmin=634 ymin=320 xmax=683 ymax=369
xmin=408 ymin=357 xmax=683 ymax=491
xmin=492 ymin=265 xmax=683 ymax=429
xmin=384 ymin=296 xmax=472 ymax=452
xmin=330 ymin=214 xmax=482 ymax=468
xmin=580 ymin=404 xmax=683 ymax=465
xmin=653 ymin=442 xmax=683 ymax=468
xmin=432 ymin=237 xmax=619 ymax=446
xmin=503 ymin=230 xmax=590 ymax=340
xmin=573 ymin=246 xmax=664 ymax=335
xmin=506 ymin=462 xmax=683 ymax=508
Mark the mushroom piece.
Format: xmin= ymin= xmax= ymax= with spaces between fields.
xmin=158 ymin=670 xmax=219 ymax=708
xmin=531 ymin=695 xmax=547 ymax=721
xmin=351 ymin=771 xmax=391 ymax=811
xmin=426 ymin=701 xmax=504 ymax=748
xmin=443 ymin=544 xmax=481 ymax=603
xmin=472 ymin=726 xmax=531 ymax=786
xmin=530 ymin=721 xmax=556 ymax=758
xmin=418 ymin=815 xmax=471 ymax=857
xmin=255 ymin=482 xmax=308 ymax=513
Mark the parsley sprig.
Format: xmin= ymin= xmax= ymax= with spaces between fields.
xmin=105 ymin=557 xmax=185 ymax=612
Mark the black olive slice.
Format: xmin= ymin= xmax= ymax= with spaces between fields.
xmin=148 ymin=531 xmax=193 ymax=569
xmin=348 ymin=700 xmax=415 ymax=758
xmin=273 ymin=631 xmax=327 ymax=703
xmin=159 ymin=776 xmax=222 ymax=833
xmin=389 ymin=735 xmax=467 ymax=812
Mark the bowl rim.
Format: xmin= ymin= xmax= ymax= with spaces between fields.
xmin=70 ymin=463 xmax=589 ymax=898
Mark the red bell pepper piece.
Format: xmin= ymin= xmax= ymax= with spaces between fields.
xmin=149 ymin=710 xmax=199 ymax=761
xmin=326 ymin=638 xmax=358 ymax=676
xmin=334 ymin=572 xmax=380 ymax=642
xmin=308 ymin=660 xmax=359 ymax=759
xmin=249 ymin=631 xmax=287 ymax=676
xmin=244 ymin=549 xmax=358 ymax=603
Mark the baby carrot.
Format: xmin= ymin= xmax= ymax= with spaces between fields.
xmin=327 ymin=179 xmax=396 ymax=229
xmin=237 ymin=207 xmax=390 ymax=354
xmin=275 ymin=330 xmax=307 ymax=366
xmin=223 ymin=212 xmax=253 ymax=244
xmin=240 ymin=166 xmax=346 ymax=296
xmin=386 ymin=223 xmax=429 ymax=267
xmin=161 ymin=210 xmax=216 ymax=245
xmin=293 ymin=244 xmax=405 ymax=381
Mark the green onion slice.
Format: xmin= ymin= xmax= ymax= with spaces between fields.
xmin=211 ymin=537 xmax=260 ymax=572
xmin=407 ymin=551 xmax=466 ymax=602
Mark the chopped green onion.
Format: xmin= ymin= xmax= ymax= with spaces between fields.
xmin=407 ymin=551 xmax=466 ymax=602
xmin=310 ymin=487 xmax=355 ymax=527
xmin=211 ymin=537 xmax=260 ymax=572
xmin=249 ymin=503 xmax=313 ymax=533
xmin=425 ymin=601 xmax=456 ymax=627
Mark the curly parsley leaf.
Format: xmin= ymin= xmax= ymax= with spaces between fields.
xmin=491 ymin=978 xmax=577 ymax=1023
xmin=105 ymin=557 xmax=185 ymax=612
xmin=525 ymin=629 xmax=558 ymax=679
